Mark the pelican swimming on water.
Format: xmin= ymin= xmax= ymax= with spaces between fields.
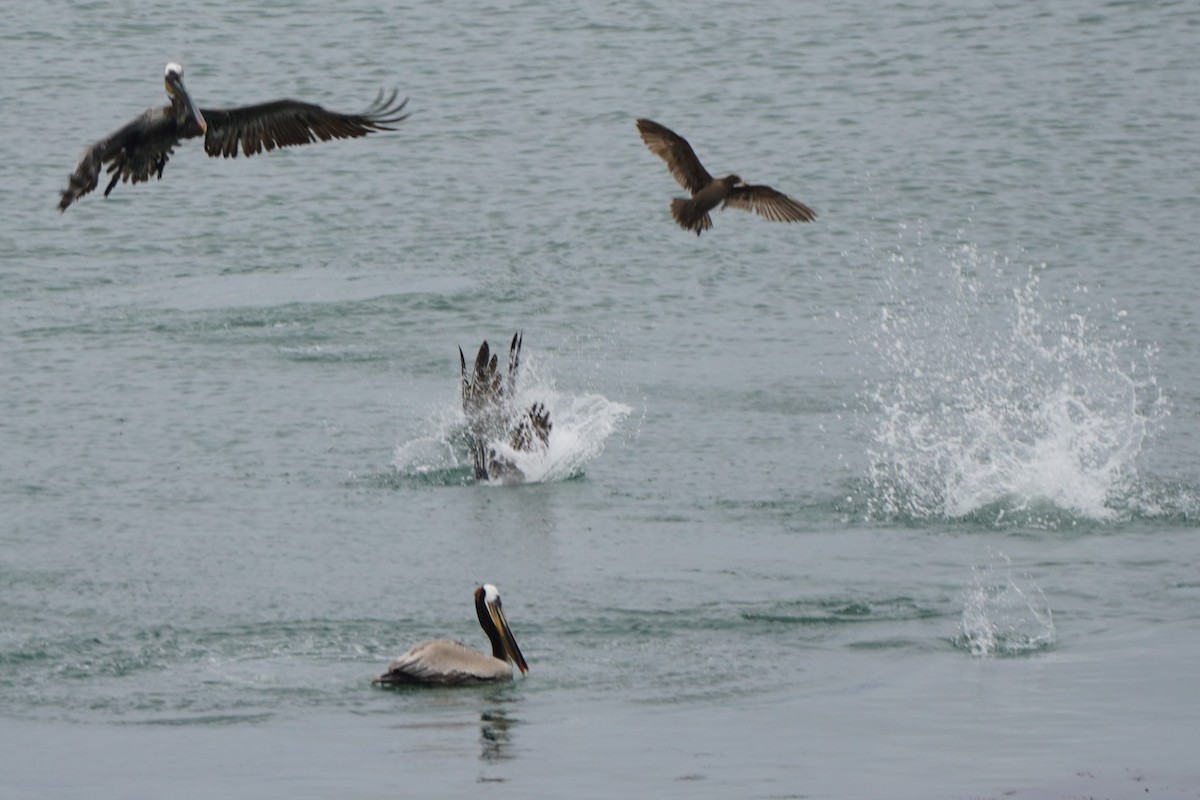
xmin=636 ymin=118 xmax=817 ymax=235
xmin=373 ymin=584 xmax=529 ymax=686
xmin=459 ymin=332 xmax=551 ymax=483
xmin=58 ymin=62 xmax=409 ymax=211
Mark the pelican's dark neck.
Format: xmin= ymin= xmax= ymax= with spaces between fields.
xmin=476 ymin=589 xmax=506 ymax=661
xmin=169 ymin=94 xmax=191 ymax=122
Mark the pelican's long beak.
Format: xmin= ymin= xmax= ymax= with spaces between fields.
xmin=487 ymin=597 xmax=529 ymax=675
xmin=167 ymin=70 xmax=207 ymax=134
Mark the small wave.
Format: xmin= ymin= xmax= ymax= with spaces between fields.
xmin=1106 ymin=476 xmax=1200 ymax=524
xmin=740 ymin=596 xmax=941 ymax=627
xmin=387 ymin=418 xmax=478 ymax=486
xmin=128 ymin=712 xmax=276 ymax=727
xmin=0 ymin=618 xmax=402 ymax=720
xmin=277 ymin=343 xmax=391 ymax=364
xmin=954 ymin=551 xmax=1055 ymax=657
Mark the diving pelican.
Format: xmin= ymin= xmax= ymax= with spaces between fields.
xmin=373 ymin=584 xmax=529 ymax=686
xmin=459 ymin=332 xmax=551 ymax=483
xmin=58 ymin=62 xmax=409 ymax=211
xmin=636 ymin=118 xmax=817 ymax=235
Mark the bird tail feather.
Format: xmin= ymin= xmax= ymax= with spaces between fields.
xmin=670 ymin=198 xmax=712 ymax=236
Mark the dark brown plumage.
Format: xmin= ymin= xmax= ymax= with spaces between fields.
xmin=635 ymin=118 xmax=816 ymax=235
xmin=458 ymin=332 xmax=552 ymax=483
xmin=58 ymin=63 xmax=409 ymax=211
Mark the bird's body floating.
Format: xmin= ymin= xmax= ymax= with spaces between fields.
xmin=59 ymin=63 xmax=409 ymax=211
xmin=636 ymin=118 xmax=816 ymax=235
xmin=373 ymin=584 xmax=529 ymax=687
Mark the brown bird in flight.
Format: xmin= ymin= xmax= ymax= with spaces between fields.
xmin=636 ymin=118 xmax=816 ymax=235
xmin=58 ymin=63 xmax=409 ymax=211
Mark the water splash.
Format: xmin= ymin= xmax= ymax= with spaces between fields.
xmin=392 ymin=357 xmax=631 ymax=485
xmin=955 ymin=551 xmax=1055 ymax=657
xmin=861 ymin=238 xmax=1165 ymax=525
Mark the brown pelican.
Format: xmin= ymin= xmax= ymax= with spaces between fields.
xmin=373 ymin=584 xmax=529 ymax=686
xmin=459 ymin=332 xmax=551 ymax=483
xmin=58 ymin=62 xmax=409 ymax=211
xmin=635 ymin=118 xmax=817 ymax=235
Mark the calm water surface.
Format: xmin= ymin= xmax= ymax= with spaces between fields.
xmin=3 ymin=1 xmax=1199 ymax=798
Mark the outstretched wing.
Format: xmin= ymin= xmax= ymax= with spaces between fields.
xmin=201 ymin=89 xmax=409 ymax=158
xmin=462 ymin=339 xmax=498 ymax=418
xmin=636 ymin=118 xmax=712 ymax=193
xmin=460 ymin=332 xmax=524 ymax=417
xmin=504 ymin=331 xmax=521 ymax=396
xmin=59 ymin=109 xmax=181 ymax=211
xmin=511 ymin=401 xmax=551 ymax=452
xmin=60 ymin=137 xmax=117 ymax=211
xmin=459 ymin=332 xmax=544 ymax=481
xmin=724 ymin=184 xmax=817 ymax=222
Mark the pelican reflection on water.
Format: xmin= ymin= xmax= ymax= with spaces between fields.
xmin=373 ymin=584 xmax=529 ymax=687
xmin=58 ymin=62 xmax=409 ymax=211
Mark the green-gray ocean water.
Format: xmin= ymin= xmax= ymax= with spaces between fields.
xmin=3 ymin=2 xmax=1199 ymax=798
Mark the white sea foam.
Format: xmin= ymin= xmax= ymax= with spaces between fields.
xmin=861 ymin=239 xmax=1165 ymax=524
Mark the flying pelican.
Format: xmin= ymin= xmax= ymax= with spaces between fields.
xmin=373 ymin=584 xmax=529 ymax=686
xmin=636 ymin=118 xmax=817 ymax=235
xmin=58 ymin=62 xmax=409 ymax=211
xmin=459 ymin=332 xmax=551 ymax=483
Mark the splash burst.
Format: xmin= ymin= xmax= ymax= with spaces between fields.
xmin=861 ymin=240 xmax=1164 ymax=524
xmin=393 ymin=354 xmax=631 ymax=485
